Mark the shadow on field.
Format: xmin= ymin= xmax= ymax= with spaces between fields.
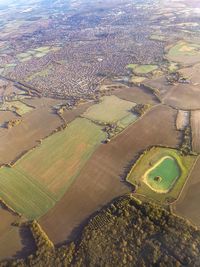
xmin=56 ymin=191 xmax=132 ymax=248
xmin=14 ymin=225 xmax=36 ymax=259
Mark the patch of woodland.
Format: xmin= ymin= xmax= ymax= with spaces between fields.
xmin=1 ymin=194 xmax=200 ymax=267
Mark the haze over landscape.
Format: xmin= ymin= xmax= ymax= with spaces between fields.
xmin=0 ymin=0 xmax=200 ymax=266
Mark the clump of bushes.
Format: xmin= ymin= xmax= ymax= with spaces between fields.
xmin=180 ymin=126 xmax=192 ymax=155
xmin=131 ymin=103 xmax=150 ymax=116
xmin=4 ymin=119 xmax=22 ymax=129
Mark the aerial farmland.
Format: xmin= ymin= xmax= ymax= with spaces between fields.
xmin=0 ymin=0 xmax=200 ymax=265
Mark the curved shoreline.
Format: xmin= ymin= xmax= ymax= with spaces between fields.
xmin=142 ymin=156 xmax=180 ymax=194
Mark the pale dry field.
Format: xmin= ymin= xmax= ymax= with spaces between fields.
xmin=191 ymin=110 xmax=200 ymax=153
xmin=176 ymin=110 xmax=189 ymax=130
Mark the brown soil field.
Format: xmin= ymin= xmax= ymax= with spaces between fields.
xmin=62 ymin=102 xmax=94 ymax=122
xmin=0 ymin=98 xmax=92 ymax=165
xmin=0 ymin=208 xmax=35 ymax=260
xmin=144 ymin=76 xmax=171 ymax=98
xmin=168 ymin=55 xmax=200 ymax=65
xmin=40 ymin=104 xmax=181 ymax=245
xmin=0 ymin=79 xmax=8 ymax=87
xmin=0 ymin=80 xmax=8 ymax=97
xmin=0 ymin=98 xmax=62 ymax=165
xmin=22 ymin=97 xmax=61 ymax=109
xmin=0 ymin=80 xmax=25 ymax=97
xmin=179 ymin=64 xmax=200 ymax=85
xmin=162 ymin=84 xmax=200 ymax=110
xmin=4 ymin=83 xmax=21 ymax=95
xmin=113 ymin=85 xmax=159 ymax=105
xmin=173 ymin=156 xmax=200 ymax=227
xmin=144 ymin=75 xmax=200 ymax=110
xmin=191 ymin=110 xmax=200 ymax=153
xmin=0 ymin=208 xmax=21 ymax=260
xmin=0 ymin=111 xmax=17 ymax=125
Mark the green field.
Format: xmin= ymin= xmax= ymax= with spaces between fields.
xmin=144 ymin=156 xmax=181 ymax=193
xmin=167 ymin=41 xmax=200 ymax=64
xmin=83 ymin=95 xmax=138 ymax=127
xmin=16 ymin=46 xmax=58 ymax=62
xmin=0 ymin=168 xmax=55 ymax=218
xmin=0 ymin=100 xmax=33 ymax=116
xmin=4 ymin=63 xmax=17 ymax=68
xmin=126 ymin=64 xmax=158 ymax=74
xmin=126 ymin=64 xmax=138 ymax=69
xmin=150 ymin=34 xmax=166 ymax=41
xmin=134 ymin=64 xmax=158 ymax=74
xmin=168 ymin=62 xmax=179 ymax=72
xmin=34 ymin=46 xmax=51 ymax=52
xmin=0 ymin=118 xmax=106 ymax=219
xmin=168 ymin=42 xmax=200 ymax=57
xmin=127 ymin=147 xmax=196 ymax=204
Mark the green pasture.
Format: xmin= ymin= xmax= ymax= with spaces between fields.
xmin=167 ymin=41 xmax=200 ymax=64
xmin=16 ymin=46 xmax=60 ymax=62
xmin=0 ymin=168 xmax=55 ymax=219
xmin=150 ymin=34 xmax=166 ymax=41
xmin=0 ymin=118 xmax=106 ymax=219
xmin=34 ymin=46 xmax=51 ymax=52
xmin=134 ymin=64 xmax=158 ymax=74
xmin=4 ymin=63 xmax=17 ymax=68
xmin=168 ymin=42 xmax=200 ymax=57
xmin=118 ymin=113 xmax=138 ymax=128
xmin=126 ymin=64 xmax=138 ymax=69
xmin=126 ymin=63 xmax=158 ymax=74
xmin=127 ymin=147 xmax=196 ymax=204
xmin=83 ymin=95 xmax=137 ymax=128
